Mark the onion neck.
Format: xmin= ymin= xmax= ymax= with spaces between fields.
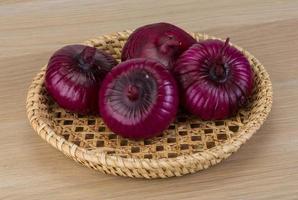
xmin=220 ymin=37 xmax=230 ymax=56
xmin=126 ymin=85 xmax=139 ymax=101
xmin=209 ymin=38 xmax=230 ymax=83
xmin=78 ymin=46 xmax=97 ymax=70
xmin=159 ymin=39 xmax=180 ymax=54
xmin=209 ymin=63 xmax=228 ymax=83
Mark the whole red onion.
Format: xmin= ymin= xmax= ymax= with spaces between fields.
xmin=99 ymin=58 xmax=179 ymax=139
xmin=174 ymin=38 xmax=253 ymax=120
xmin=121 ymin=22 xmax=196 ymax=70
xmin=45 ymin=44 xmax=117 ymax=114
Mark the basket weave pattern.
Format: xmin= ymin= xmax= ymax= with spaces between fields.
xmin=26 ymin=31 xmax=273 ymax=179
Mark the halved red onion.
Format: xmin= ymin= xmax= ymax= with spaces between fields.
xmin=45 ymin=44 xmax=117 ymax=114
xmin=174 ymin=38 xmax=253 ymax=120
xmin=99 ymin=58 xmax=179 ymax=139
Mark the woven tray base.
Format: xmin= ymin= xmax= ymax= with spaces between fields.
xmin=26 ymin=31 xmax=272 ymax=179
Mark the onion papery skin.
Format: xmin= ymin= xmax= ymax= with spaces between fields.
xmin=121 ymin=22 xmax=196 ymax=70
xmin=174 ymin=39 xmax=253 ymax=120
xmin=99 ymin=58 xmax=179 ymax=139
xmin=45 ymin=44 xmax=118 ymax=114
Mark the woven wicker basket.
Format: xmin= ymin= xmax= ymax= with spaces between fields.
xmin=26 ymin=31 xmax=273 ymax=179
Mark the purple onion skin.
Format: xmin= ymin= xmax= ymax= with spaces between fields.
xmin=99 ymin=58 xmax=179 ymax=139
xmin=45 ymin=44 xmax=117 ymax=114
xmin=121 ymin=22 xmax=196 ymax=71
xmin=174 ymin=39 xmax=253 ymax=120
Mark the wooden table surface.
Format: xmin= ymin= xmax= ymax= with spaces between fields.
xmin=1 ymin=0 xmax=298 ymax=199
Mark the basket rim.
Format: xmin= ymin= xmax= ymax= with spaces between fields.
xmin=26 ymin=31 xmax=273 ymax=178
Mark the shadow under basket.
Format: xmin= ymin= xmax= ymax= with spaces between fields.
xmin=26 ymin=31 xmax=273 ymax=179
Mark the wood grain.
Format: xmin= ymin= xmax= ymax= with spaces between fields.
xmin=1 ymin=0 xmax=298 ymax=199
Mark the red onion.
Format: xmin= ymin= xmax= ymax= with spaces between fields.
xmin=45 ymin=44 xmax=117 ymax=114
xmin=99 ymin=58 xmax=178 ymax=139
xmin=174 ymin=38 xmax=253 ymax=120
xmin=121 ymin=22 xmax=196 ymax=70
